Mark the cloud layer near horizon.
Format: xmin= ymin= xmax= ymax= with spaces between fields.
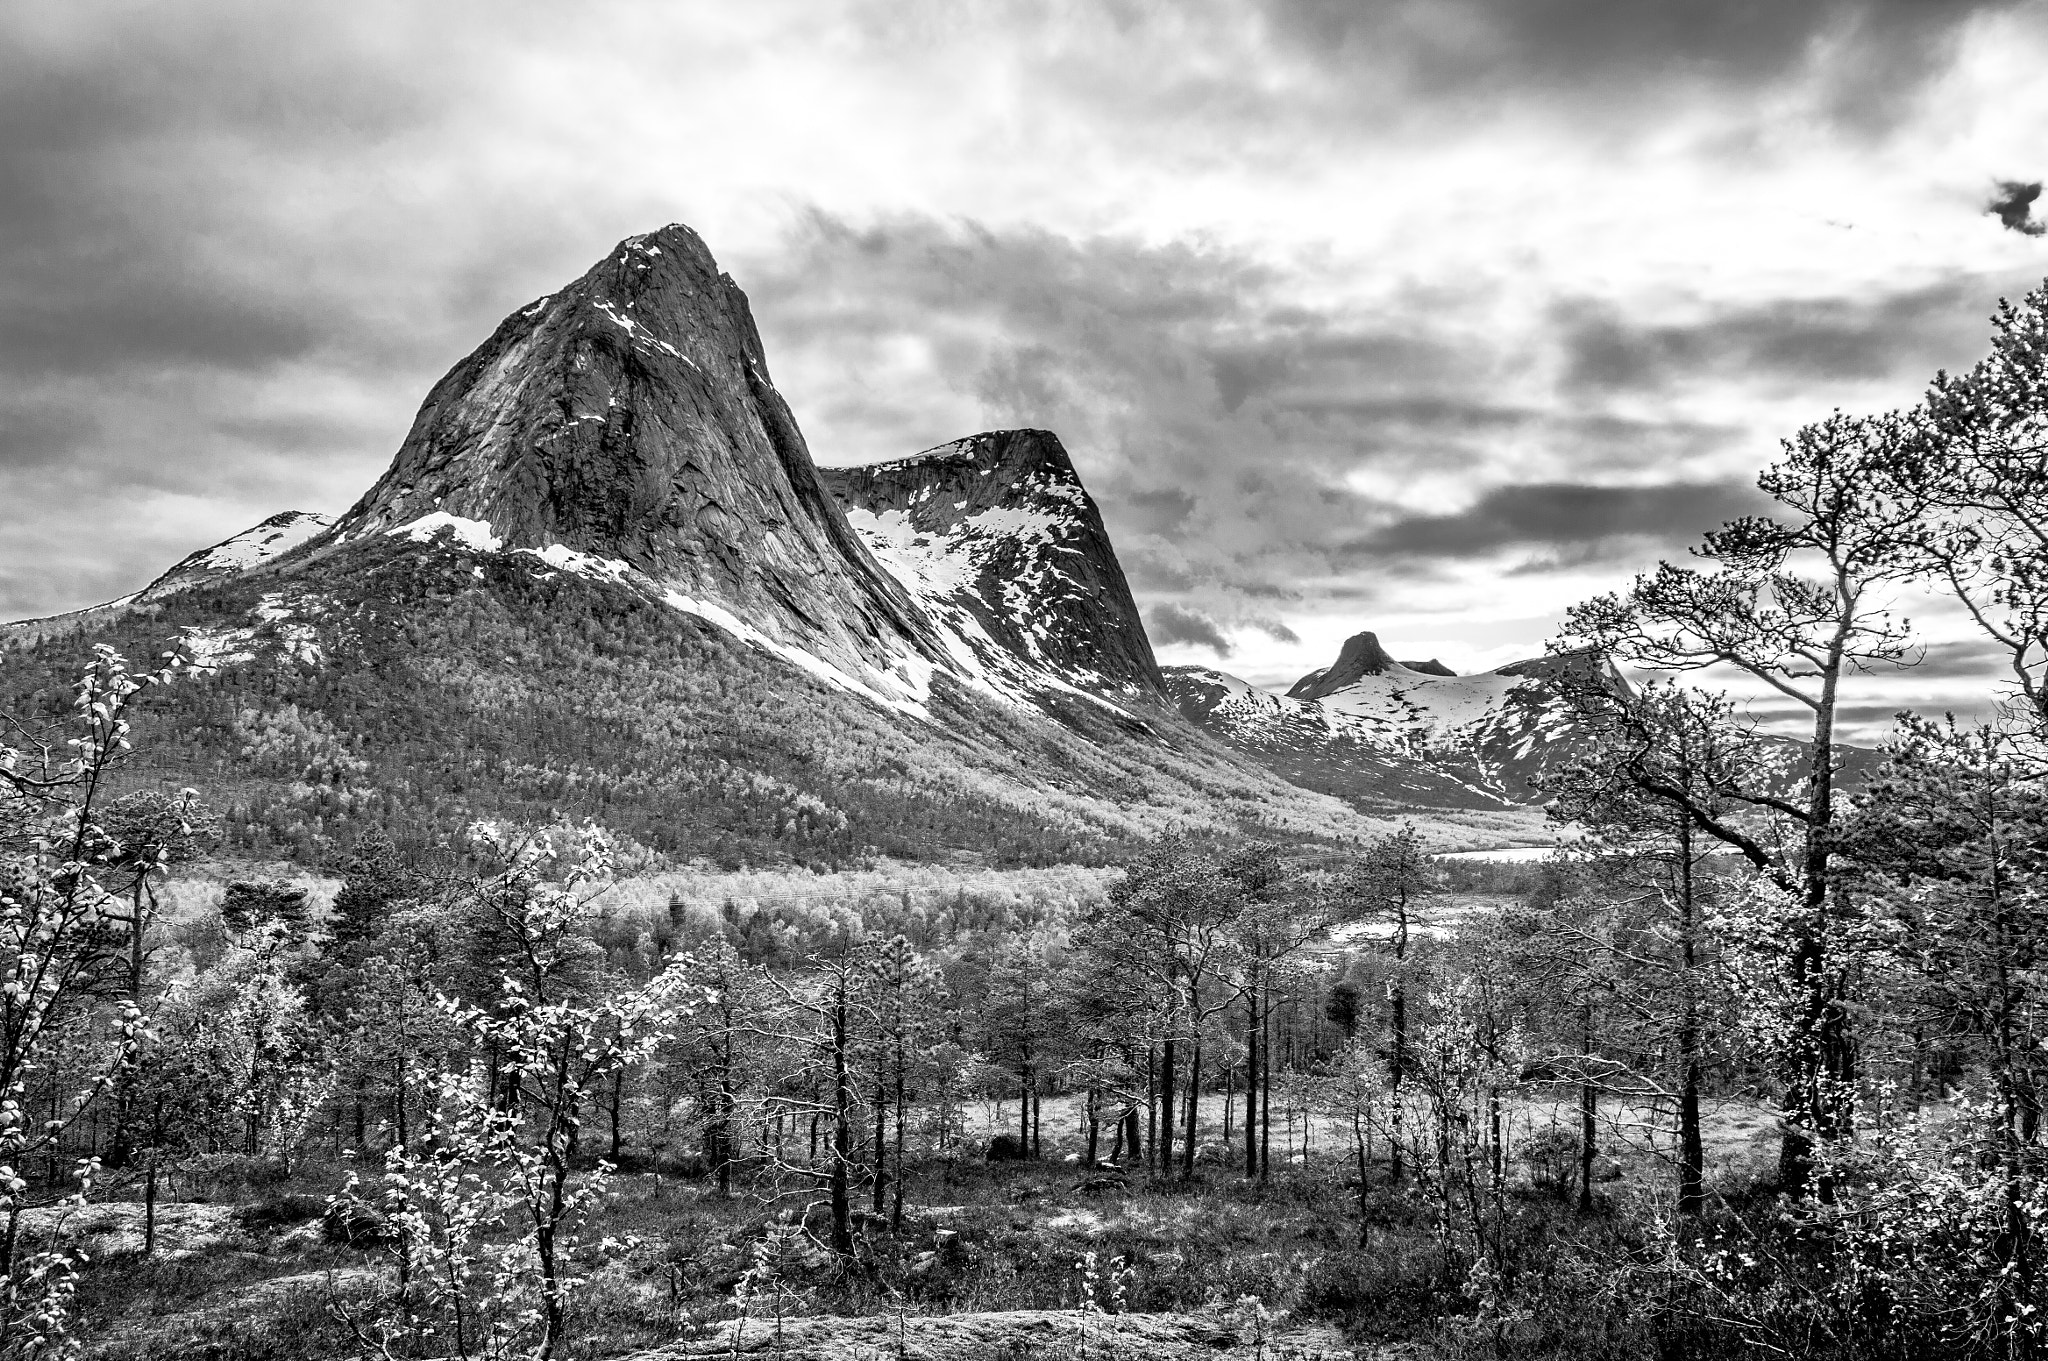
xmin=3 ymin=0 xmax=2046 ymax=732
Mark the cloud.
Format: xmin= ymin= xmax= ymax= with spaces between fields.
xmin=1148 ymin=603 xmax=1233 ymax=656
xmin=1902 ymin=637 xmax=2016 ymax=680
xmin=1347 ymin=480 xmax=1775 ymax=563
xmin=1254 ymin=618 xmax=1301 ymax=644
xmin=1256 ymin=0 xmax=2015 ymax=132
xmin=1554 ymin=279 xmax=2016 ymax=396
xmin=1989 ymin=180 xmax=2046 ymax=236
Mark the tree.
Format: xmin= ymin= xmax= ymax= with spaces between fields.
xmin=1538 ymin=683 xmax=1754 ymax=1222
xmin=857 ymin=934 xmax=947 ymax=1230
xmin=341 ymin=824 xmax=695 ymax=1360
xmin=751 ymin=938 xmax=875 ymax=1259
xmin=85 ymin=790 xmax=217 ymax=1169
xmin=0 ymin=646 xmax=183 ymax=1355
xmin=1338 ymin=825 xmax=1441 ymax=1183
xmin=1909 ymin=283 xmax=2048 ymax=739
xmin=1078 ymin=839 xmax=1241 ymax=1180
xmin=1840 ymin=718 xmax=2048 ymax=1317
xmin=1557 ymin=410 xmax=1924 ymax=1189
xmin=657 ymin=937 xmax=768 ymax=1196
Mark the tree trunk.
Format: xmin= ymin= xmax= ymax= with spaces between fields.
xmin=873 ymin=1076 xmax=888 ymax=1217
xmin=1577 ymin=1077 xmax=1597 ymax=1213
xmin=1160 ymin=1036 xmax=1176 ymax=1181
xmin=1677 ymin=821 xmax=1705 ymax=1222
xmin=1389 ymin=982 xmax=1407 ymax=1183
xmin=1244 ymin=988 xmax=1260 ymax=1178
xmin=1146 ymin=1046 xmax=1158 ymax=1176
xmin=892 ymin=1045 xmax=908 ymax=1232
xmin=1181 ymin=1037 xmax=1201 ymax=1180
xmin=830 ymin=994 xmax=855 ymax=1257
xmin=608 ymin=1067 xmax=624 ymax=1164
xmin=143 ymin=1149 xmax=158 ymax=1257
xmin=1260 ymin=995 xmax=1273 ymax=1181
xmin=1353 ymin=1111 xmax=1370 ymax=1246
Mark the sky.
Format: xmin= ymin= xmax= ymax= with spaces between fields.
xmin=5 ymin=0 xmax=2048 ymax=736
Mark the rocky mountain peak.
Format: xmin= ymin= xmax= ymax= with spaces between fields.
xmin=1286 ymin=630 xmax=1405 ymax=700
xmin=821 ymin=430 xmax=1166 ymax=698
xmin=313 ymin=223 xmax=938 ymax=685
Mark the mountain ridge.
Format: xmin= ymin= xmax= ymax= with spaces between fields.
xmin=1 ymin=221 xmax=1550 ymax=867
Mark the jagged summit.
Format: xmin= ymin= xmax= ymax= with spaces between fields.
xmin=315 ymin=223 xmax=938 ymax=688
xmin=1287 ymin=630 xmax=1405 ymax=700
xmin=821 ymin=430 xmax=1166 ymax=699
xmin=1402 ymin=658 xmax=1457 ymax=677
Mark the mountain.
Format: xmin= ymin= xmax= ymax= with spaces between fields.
xmin=1168 ymin=630 xmax=1630 ymax=806
xmin=313 ymin=224 xmax=948 ymax=712
xmin=1164 ymin=666 xmax=1514 ymax=811
xmin=820 ymin=430 xmax=1164 ymax=706
xmin=2 ymin=224 xmax=1544 ymax=869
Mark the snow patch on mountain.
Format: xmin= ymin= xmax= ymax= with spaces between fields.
xmin=179 ymin=593 xmax=326 ymax=675
xmin=387 ymin=513 xmax=503 ymax=553
xmin=181 ymin=514 xmax=328 ymax=576
xmin=518 ymin=544 xmax=633 ymax=585
xmin=843 ymin=508 xmax=977 ymax=599
xmin=178 ymin=625 xmax=260 ymax=674
xmin=133 ymin=511 xmax=334 ymax=604
xmin=660 ymin=589 xmax=932 ymax=720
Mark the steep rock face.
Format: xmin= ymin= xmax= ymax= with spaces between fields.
xmin=318 ymin=224 xmax=939 ymax=693
xmin=820 ymin=431 xmax=1165 ymax=700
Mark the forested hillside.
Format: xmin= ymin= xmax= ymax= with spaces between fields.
xmin=4 ymin=534 xmax=1490 ymax=873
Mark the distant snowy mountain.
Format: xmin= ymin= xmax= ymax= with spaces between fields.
xmin=1166 ymin=631 xmax=1630 ymax=806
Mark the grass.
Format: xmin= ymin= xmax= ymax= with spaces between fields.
xmin=46 ymin=1084 xmax=1785 ymax=1358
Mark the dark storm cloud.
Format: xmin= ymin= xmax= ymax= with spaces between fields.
xmin=1258 ymin=0 xmax=2013 ymax=130
xmin=1254 ymin=618 xmax=1301 ymax=644
xmin=1903 ymin=638 xmax=2016 ymax=681
xmin=1555 ymin=278 xmax=2022 ymax=397
xmin=1990 ymin=181 xmax=2046 ymax=236
xmin=1348 ymin=480 xmax=1775 ymax=562
xmin=1148 ymin=604 xmax=1233 ymax=656
xmin=0 ymin=5 xmax=450 ymax=382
